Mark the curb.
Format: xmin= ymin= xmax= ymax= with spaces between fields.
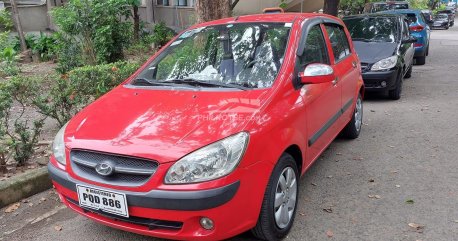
xmin=0 ymin=166 xmax=52 ymax=208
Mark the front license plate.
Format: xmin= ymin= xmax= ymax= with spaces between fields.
xmin=76 ymin=185 xmax=129 ymax=217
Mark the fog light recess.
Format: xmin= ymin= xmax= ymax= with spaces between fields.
xmin=200 ymin=217 xmax=214 ymax=230
xmin=381 ymin=81 xmax=387 ymax=88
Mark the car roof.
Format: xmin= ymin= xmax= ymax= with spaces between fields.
xmin=190 ymin=13 xmax=342 ymax=28
xmin=381 ymin=9 xmax=422 ymax=14
xmin=343 ymin=13 xmax=400 ymax=19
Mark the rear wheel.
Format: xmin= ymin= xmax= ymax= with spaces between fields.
xmin=252 ymin=153 xmax=299 ymax=241
xmin=341 ymin=94 xmax=363 ymax=139
xmin=389 ymin=72 xmax=403 ymax=100
xmin=416 ymin=55 xmax=426 ymax=65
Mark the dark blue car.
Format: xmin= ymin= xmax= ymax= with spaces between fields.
xmin=381 ymin=9 xmax=431 ymax=65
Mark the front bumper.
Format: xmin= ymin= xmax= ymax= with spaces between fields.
xmin=48 ymin=160 xmax=268 ymax=241
xmin=362 ymin=69 xmax=399 ymax=91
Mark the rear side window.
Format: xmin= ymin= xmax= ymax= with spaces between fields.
xmin=404 ymin=13 xmax=418 ymax=24
xmin=299 ymin=25 xmax=329 ymax=67
xmin=325 ymin=25 xmax=351 ymax=63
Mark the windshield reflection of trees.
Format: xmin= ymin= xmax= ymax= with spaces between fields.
xmin=346 ymin=18 xmax=396 ymax=43
xmin=142 ymin=24 xmax=290 ymax=89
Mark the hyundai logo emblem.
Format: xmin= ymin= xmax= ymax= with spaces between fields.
xmin=95 ymin=162 xmax=115 ymax=176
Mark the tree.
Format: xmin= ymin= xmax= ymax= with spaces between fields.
xmin=195 ymin=0 xmax=231 ymax=23
xmin=9 ymin=0 xmax=29 ymax=58
xmin=128 ymin=0 xmax=141 ymax=43
xmin=323 ymin=0 xmax=340 ymax=16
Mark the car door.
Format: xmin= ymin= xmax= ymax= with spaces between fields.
xmin=299 ymin=23 xmax=342 ymax=162
xmin=401 ymin=18 xmax=415 ymax=70
xmin=323 ymin=24 xmax=358 ymax=124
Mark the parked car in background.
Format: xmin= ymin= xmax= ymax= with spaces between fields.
xmin=47 ymin=13 xmax=365 ymax=241
xmin=363 ymin=1 xmax=409 ymax=13
xmin=438 ymin=9 xmax=455 ymax=26
xmin=432 ymin=13 xmax=451 ymax=29
xmin=344 ymin=14 xmax=415 ymax=100
xmin=421 ymin=9 xmax=434 ymax=27
xmin=382 ymin=9 xmax=430 ymax=65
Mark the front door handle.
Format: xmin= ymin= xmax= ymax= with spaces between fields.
xmin=352 ymin=61 xmax=357 ymax=68
xmin=332 ymin=77 xmax=339 ymax=85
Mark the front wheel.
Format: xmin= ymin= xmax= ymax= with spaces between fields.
xmin=341 ymin=93 xmax=363 ymax=139
xmin=252 ymin=153 xmax=299 ymax=241
xmin=389 ymin=72 xmax=403 ymax=100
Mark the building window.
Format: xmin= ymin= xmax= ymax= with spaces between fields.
xmin=157 ymin=0 xmax=170 ymax=6
xmin=177 ymin=0 xmax=188 ymax=6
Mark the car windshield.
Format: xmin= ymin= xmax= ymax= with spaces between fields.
xmin=133 ymin=23 xmax=291 ymax=89
xmin=344 ymin=17 xmax=397 ymax=43
xmin=436 ymin=14 xmax=449 ymax=20
xmin=402 ymin=13 xmax=418 ymax=24
xmin=373 ymin=3 xmax=388 ymax=12
xmin=389 ymin=3 xmax=409 ymax=10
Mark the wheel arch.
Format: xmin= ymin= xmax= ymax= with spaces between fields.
xmin=284 ymin=145 xmax=303 ymax=173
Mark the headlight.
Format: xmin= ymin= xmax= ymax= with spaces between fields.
xmin=371 ymin=56 xmax=397 ymax=71
xmin=165 ymin=132 xmax=249 ymax=184
xmin=52 ymin=123 xmax=68 ymax=166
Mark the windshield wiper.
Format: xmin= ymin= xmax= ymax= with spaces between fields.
xmin=163 ymin=78 xmax=251 ymax=90
xmin=131 ymin=78 xmax=196 ymax=88
xmin=351 ymin=38 xmax=373 ymax=42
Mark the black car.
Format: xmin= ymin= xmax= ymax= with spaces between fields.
xmin=421 ymin=9 xmax=434 ymax=27
xmin=363 ymin=1 xmax=409 ymax=13
xmin=438 ymin=9 xmax=455 ymax=26
xmin=432 ymin=13 xmax=450 ymax=29
xmin=343 ymin=14 xmax=416 ymax=100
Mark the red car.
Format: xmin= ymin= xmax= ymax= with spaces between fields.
xmin=48 ymin=13 xmax=364 ymax=241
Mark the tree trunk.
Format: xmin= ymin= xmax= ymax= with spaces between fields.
xmin=10 ymin=0 xmax=27 ymax=52
xmin=195 ymin=0 xmax=231 ymax=24
xmin=133 ymin=4 xmax=140 ymax=43
xmin=323 ymin=0 xmax=340 ymax=17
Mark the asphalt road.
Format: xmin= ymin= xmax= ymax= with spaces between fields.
xmin=2 ymin=25 xmax=458 ymax=241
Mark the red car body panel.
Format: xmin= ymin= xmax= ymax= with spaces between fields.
xmin=49 ymin=13 xmax=364 ymax=240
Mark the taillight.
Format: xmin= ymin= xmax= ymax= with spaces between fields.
xmin=410 ymin=25 xmax=424 ymax=32
xmin=414 ymin=43 xmax=423 ymax=47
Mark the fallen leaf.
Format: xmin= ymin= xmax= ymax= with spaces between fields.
xmin=368 ymin=179 xmax=375 ymax=183
xmin=408 ymin=222 xmax=425 ymax=231
xmin=395 ymin=185 xmax=401 ymax=188
xmin=323 ymin=207 xmax=333 ymax=213
xmin=327 ymin=175 xmax=333 ymax=178
xmin=28 ymin=203 xmax=33 ymax=207
xmin=388 ymin=145 xmax=395 ymax=148
xmin=299 ymin=212 xmax=306 ymax=216
xmin=336 ymin=152 xmax=342 ymax=156
xmin=54 ymin=225 xmax=62 ymax=231
xmin=4 ymin=203 xmax=20 ymax=213
xmin=453 ymin=220 xmax=458 ymax=223
xmin=406 ymin=199 xmax=415 ymax=204
xmin=40 ymin=197 xmax=47 ymax=202
xmin=311 ymin=183 xmax=317 ymax=186
xmin=368 ymin=195 xmax=375 ymax=198
xmin=370 ymin=110 xmax=376 ymax=112
xmin=326 ymin=230 xmax=334 ymax=238
xmin=353 ymin=157 xmax=364 ymax=161
xmin=374 ymin=195 xmax=381 ymax=199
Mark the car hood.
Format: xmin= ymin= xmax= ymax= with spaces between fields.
xmin=434 ymin=19 xmax=448 ymax=23
xmin=353 ymin=41 xmax=398 ymax=64
xmin=65 ymin=86 xmax=272 ymax=163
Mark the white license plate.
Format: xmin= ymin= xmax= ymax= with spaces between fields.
xmin=76 ymin=185 xmax=129 ymax=217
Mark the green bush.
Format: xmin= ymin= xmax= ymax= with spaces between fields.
xmin=54 ymin=32 xmax=84 ymax=74
xmin=52 ymin=0 xmax=134 ymax=66
xmin=0 ymin=76 xmax=45 ymax=166
xmin=31 ymin=33 xmax=58 ymax=61
xmin=148 ymin=22 xmax=176 ymax=48
xmin=33 ymin=61 xmax=140 ymax=126
xmin=0 ymin=47 xmax=20 ymax=77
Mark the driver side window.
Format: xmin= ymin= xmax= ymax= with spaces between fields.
xmin=299 ymin=24 xmax=330 ymax=68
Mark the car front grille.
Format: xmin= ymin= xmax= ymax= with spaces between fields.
xmin=70 ymin=150 xmax=158 ymax=187
xmin=66 ymin=197 xmax=183 ymax=230
xmin=361 ymin=63 xmax=370 ymax=73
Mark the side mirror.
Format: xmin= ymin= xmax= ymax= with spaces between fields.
xmin=299 ymin=64 xmax=335 ymax=85
xmin=402 ymin=36 xmax=417 ymax=44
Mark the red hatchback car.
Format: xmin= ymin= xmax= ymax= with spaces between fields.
xmin=48 ymin=13 xmax=364 ymax=241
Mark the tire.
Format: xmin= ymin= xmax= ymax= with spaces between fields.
xmin=341 ymin=93 xmax=363 ymax=139
xmin=416 ymin=56 xmax=426 ymax=65
xmin=388 ymin=72 xmax=403 ymax=100
xmin=252 ymin=153 xmax=299 ymax=241
xmin=426 ymin=44 xmax=429 ymax=56
xmin=446 ymin=26 xmax=450 ymax=30
xmin=405 ymin=64 xmax=412 ymax=79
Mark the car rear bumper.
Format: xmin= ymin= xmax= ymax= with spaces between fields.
xmin=48 ymin=160 xmax=267 ymax=241
xmin=362 ymin=69 xmax=399 ymax=91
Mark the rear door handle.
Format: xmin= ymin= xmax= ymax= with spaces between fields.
xmin=332 ymin=77 xmax=339 ymax=85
